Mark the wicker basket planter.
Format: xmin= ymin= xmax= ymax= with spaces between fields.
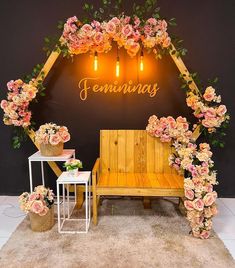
xmin=39 ymin=142 xmax=64 ymax=156
xmin=29 ymin=205 xmax=54 ymax=232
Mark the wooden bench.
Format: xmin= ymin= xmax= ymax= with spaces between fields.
xmin=92 ymin=130 xmax=184 ymax=225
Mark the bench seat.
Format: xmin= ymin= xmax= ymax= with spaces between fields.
xmin=97 ymin=172 xmax=184 ymax=196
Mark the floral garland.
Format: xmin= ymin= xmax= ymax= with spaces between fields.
xmin=146 ymin=85 xmax=229 ymax=239
xmin=1 ymin=79 xmax=38 ymax=128
xmin=60 ymin=15 xmax=171 ymax=57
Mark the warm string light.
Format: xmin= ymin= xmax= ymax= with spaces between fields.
xmin=140 ymin=50 xmax=144 ymax=71
xmin=94 ymin=51 xmax=98 ymax=71
xmin=116 ymin=55 xmax=120 ymax=77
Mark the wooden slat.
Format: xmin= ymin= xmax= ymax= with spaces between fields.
xmin=117 ymin=130 xmax=126 ymax=172
xmin=100 ymin=130 xmax=110 ymax=173
xmin=154 ymin=138 xmax=163 ymax=173
xmin=108 ymin=172 xmax=118 ymax=187
xmin=125 ymin=130 xmax=134 ymax=172
xmin=156 ymin=174 xmax=171 ymax=188
xmin=146 ymin=133 xmax=155 ymax=173
xmin=109 ymin=130 xmax=118 ymax=172
xmin=147 ymin=173 xmax=160 ymax=188
xmin=163 ymin=142 xmax=172 ymax=174
xmin=134 ymin=131 xmax=147 ymax=173
xmin=117 ymin=173 xmax=127 ymax=187
xmin=97 ymin=187 xmax=184 ymax=197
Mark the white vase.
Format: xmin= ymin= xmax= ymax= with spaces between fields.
xmin=68 ymin=168 xmax=78 ymax=177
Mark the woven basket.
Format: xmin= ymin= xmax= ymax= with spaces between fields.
xmin=39 ymin=142 xmax=64 ymax=156
xmin=29 ymin=205 xmax=54 ymax=232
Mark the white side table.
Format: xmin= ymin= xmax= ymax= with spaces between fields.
xmin=28 ymin=149 xmax=75 ymax=192
xmin=56 ymin=171 xmax=91 ymax=234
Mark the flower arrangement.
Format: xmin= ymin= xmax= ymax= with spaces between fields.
xmin=61 ymin=15 xmax=171 ymax=57
xmin=186 ymin=86 xmax=229 ymax=133
xmin=19 ymin=185 xmax=54 ymax=216
xmin=35 ymin=123 xmax=70 ymax=145
xmin=0 ymin=79 xmax=38 ymax=127
xmin=64 ymin=158 xmax=83 ymax=171
xmin=146 ymin=115 xmax=219 ymax=239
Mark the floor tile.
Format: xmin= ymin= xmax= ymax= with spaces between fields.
xmin=222 ymin=239 xmax=235 ymax=259
xmin=220 ymin=198 xmax=235 ymax=215
xmin=0 ymin=237 xmax=8 ymax=250
xmin=213 ymin=215 xmax=235 ymax=240
xmin=216 ymin=198 xmax=233 ymax=216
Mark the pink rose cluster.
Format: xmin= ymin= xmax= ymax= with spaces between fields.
xmin=61 ymin=15 xmax=171 ymax=57
xmin=1 ymin=79 xmax=38 ymax=127
xmin=146 ymin=114 xmax=219 ymax=239
xmin=35 ymin=123 xmax=70 ymax=146
xmin=146 ymin=115 xmax=192 ymax=143
xmin=19 ymin=185 xmax=54 ymax=216
xmin=186 ymin=86 xmax=229 ymax=133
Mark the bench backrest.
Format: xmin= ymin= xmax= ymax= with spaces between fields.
xmin=100 ymin=130 xmax=176 ymax=174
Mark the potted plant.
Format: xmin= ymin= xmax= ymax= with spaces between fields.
xmin=35 ymin=123 xmax=70 ymax=156
xmin=64 ymin=158 xmax=83 ymax=176
xmin=19 ymin=185 xmax=55 ymax=232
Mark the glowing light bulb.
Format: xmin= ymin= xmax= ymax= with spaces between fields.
xmin=94 ymin=52 xmax=98 ymax=71
xmin=116 ymin=56 xmax=120 ymax=77
xmin=140 ymin=50 xmax=144 ymax=71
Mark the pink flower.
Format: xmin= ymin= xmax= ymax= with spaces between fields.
xmin=216 ymin=105 xmax=227 ymax=116
xmin=31 ymin=200 xmax=44 ymax=215
xmin=162 ymin=36 xmax=171 ymax=48
xmin=147 ymin=18 xmax=157 ymax=25
xmin=200 ymin=230 xmax=210 ymax=239
xmin=60 ymin=131 xmax=70 ymax=143
xmin=203 ymin=86 xmax=216 ymax=102
xmin=185 ymin=189 xmax=194 ymax=200
xmin=210 ymin=204 xmax=218 ymax=216
xmin=93 ymin=32 xmax=104 ymax=44
xmin=203 ymin=191 xmax=217 ymax=206
xmin=122 ymin=24 xmax=133 ymax=37
xmin=105 ymin=21 xmax=116 ymax=35
xmin=193 ymin=198 xmax=204 ymax=211
xmin=0 ymin=100 xmax=8 ymax=110
xmin=205 ymin=107 xmax=217 ymax=119
xmin=184 ymin=200 xmax=194 ymax=211
xmin=110 ymin=17 xmax=120 ymax=25
xmin=134 ymin=16 xmax=141 ymax=27
xmin=49 ymin=134 xmax=61 ymax=145
xmin=81 ymin=24 xmax=92 ymax=33
xmin=39 ymin=206 xmax=49 ymax=216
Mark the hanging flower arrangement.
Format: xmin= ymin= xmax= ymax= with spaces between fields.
xmin=60 ymin=15 xmax=171 ymax=57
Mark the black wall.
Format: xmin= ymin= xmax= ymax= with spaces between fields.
xmin=0 ymin=0 xmax=234 ymax=196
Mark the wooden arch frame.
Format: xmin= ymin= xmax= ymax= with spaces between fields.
xmin=28 ymin=38 xmax=201 ymax=205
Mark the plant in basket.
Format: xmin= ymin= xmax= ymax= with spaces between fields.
xmin=35 ymin=122 xmax=70 ymax=156
xmin=19 ymin=185 xmax=55 ymax=232
xmin=64 ymin=158 xmax=83 ymax=176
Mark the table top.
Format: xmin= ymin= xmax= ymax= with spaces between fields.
xmin=28 ymin=149 xmax=75 ymax=161
xmin=57 ymin=171 xmax=91 ymax=184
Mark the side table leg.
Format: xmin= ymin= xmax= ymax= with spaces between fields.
xmin=67 ymin=184 xmax=70 ymax=219
xmin=63 ymin=184 xmax=65 ymax=220
xmin=28 ymin=160 xmax=33 ymax=192
xmin=57 ymin=183 xmax=61 ymax=233
xmin=41 ymin=161 xmax=45 ymax=186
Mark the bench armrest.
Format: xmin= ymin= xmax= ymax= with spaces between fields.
xmin=92 ymin=158 xmax=100 ymax=187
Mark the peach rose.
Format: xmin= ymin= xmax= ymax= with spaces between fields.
xmin=60 ymin=131 xmax=70 ymax=143
xmin=0 ymin=100 xmax=8 ymax=110
xmin=184 ymin=200 xmax=194 ymax=211
xmin=105 ymin=21 xmax=116 ymax=34
xmin=200 ymin=230 xmax=210 ymax=239
xmin=193 ymin=198 xmax=204 ymax=211
xmin=49 ymin=133 xmax=61 ymax=145
xmin=210 ymin=204 xmax=218 ymax=216
xmin=39 ymin=206 xmax=49 ymax=216
xmin=31 ymin=200 xmax=44 ymax=215
xmin=203 ymin=191 xmax=217 ymax=206
xmin=216 ymin=105 xmax=227 ymax=116
xmin=93 ymin=32 xmax=104 ymax=45
xmin=122 ymin=24 xmax=133 ymax=37
xmin=203 ymin=86 xmax=216 ymax=102
xmin=185 ymin=189 xmax=195 ymax=200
